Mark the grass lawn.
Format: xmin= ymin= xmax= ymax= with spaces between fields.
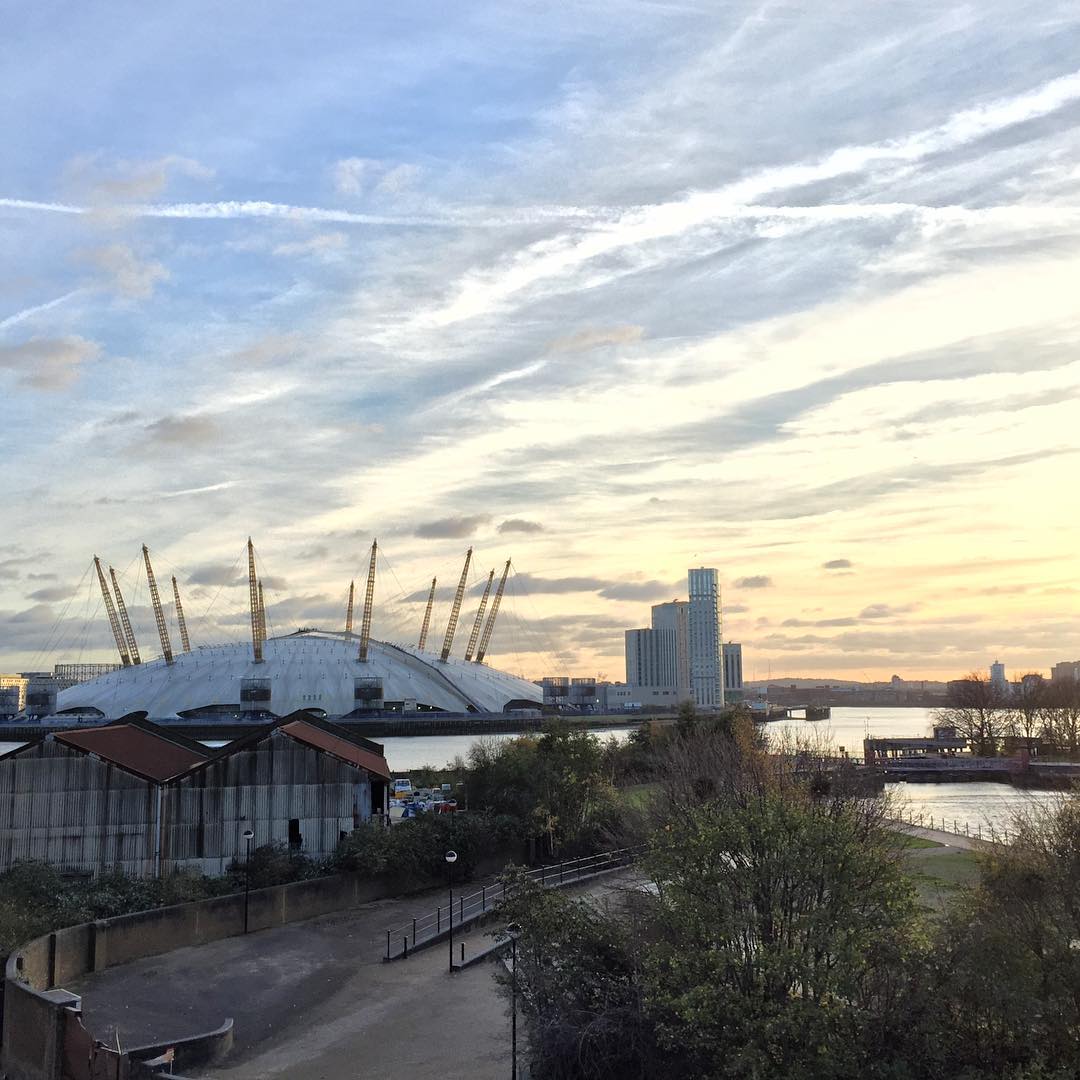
xmin=904 ymin=847 xmax=982 ymax=907
xmin=899 ymin=834 xmax=945 ymax=849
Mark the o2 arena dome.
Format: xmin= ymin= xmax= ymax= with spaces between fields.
xmin=55 ymin=541 xmax=542 ymax=721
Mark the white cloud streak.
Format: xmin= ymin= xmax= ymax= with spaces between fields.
xmin=0 ymin=291 xmax=81 ymax=333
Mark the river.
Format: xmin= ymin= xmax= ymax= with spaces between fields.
xmin=0 ymin=706 xmax=1064 ymax=836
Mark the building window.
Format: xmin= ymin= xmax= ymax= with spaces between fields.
xmin=288 ymin=818 xmax=302 ymax=849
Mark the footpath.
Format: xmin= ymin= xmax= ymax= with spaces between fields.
xmin=69 ymin=869 xmax=641 ymax=1080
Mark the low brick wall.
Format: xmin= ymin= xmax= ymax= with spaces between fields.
xmin=2 ymin=853 xmax=516 ymax=1080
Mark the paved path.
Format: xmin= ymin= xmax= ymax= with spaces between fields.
xmin=69 ymin=870 xmax=641 ymax=1079
xmin=890 ymin=821 xmax=987 ymax=851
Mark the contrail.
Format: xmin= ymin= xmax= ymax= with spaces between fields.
xmin=0 ymin=290 xmax=81 ymax=332
xmin=0 ymin=196 xmax=596 ymax=229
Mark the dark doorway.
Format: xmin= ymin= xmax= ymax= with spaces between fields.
xmin=288 ymin=818 xmax=302 ymax=849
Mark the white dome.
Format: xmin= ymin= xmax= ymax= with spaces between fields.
xmin=56 ymin=630 xmax=542 ymax=720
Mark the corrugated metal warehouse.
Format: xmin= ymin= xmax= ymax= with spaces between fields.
xmin=0 ymin=713 xmax=390 ymax=877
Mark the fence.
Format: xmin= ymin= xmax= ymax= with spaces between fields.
xmin=893 ymin=806 xmax=1011 ymax=845
xmin=383 ymin=847 xmax=639 ymax=961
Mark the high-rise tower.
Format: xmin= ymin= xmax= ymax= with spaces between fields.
xmin=688 ymin=567 xmax=723 ymax=707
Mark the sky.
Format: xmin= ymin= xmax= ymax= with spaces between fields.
xmin=2 ymin=1 xmax=1080 ymax=683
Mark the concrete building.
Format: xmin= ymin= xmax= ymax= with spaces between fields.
xmin=0 ymin=714 xmax=390 ymax=877
xmin=688 ymin=567 xmax=724 ymax=708
xmin=1051 ymin=660 xmax=1080 ymax=682
xmin=625 ymin=627 xmax=678 ymax=689
xmin=723 ymin=642 xmax=744 ymax=702
xmin=599 ymin=682 xmax=683 ymax=711
xmin=651 ymin=601 xmax=691 ymax=698
xmin=990 ymin=661 xmax=1007 ymax=692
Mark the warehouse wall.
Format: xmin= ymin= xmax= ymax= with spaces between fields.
xmin=163 ymin=730 xmax=371 ymax=875
xmin=0 ymin=740 xmax=156 ymax=876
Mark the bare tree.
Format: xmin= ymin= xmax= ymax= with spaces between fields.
xmin=1041 ymin=678 xmax=1080 ymax=759
xmin=935 ymin=672 xmax=1014 ymax=756
xmin=1010 ymin=673 xmax=1047 ymax=753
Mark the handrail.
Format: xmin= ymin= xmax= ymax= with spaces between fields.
xmin=383 ymin=846 xmax=640 ymax=960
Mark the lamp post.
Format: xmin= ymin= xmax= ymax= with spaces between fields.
xmin=445 ymin=849 xmax=458 ymax=973
xmin=242 ymin=827 xmax=255 ymax=934
xmin=505 ymin=922 xmax=521 ymax=1080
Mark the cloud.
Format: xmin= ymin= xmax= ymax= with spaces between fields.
xmin=735 ymin=575 xmax=773 ymax=589
xmin=331 ymin=157 xmax=380 ymax=196
xmin=511 ymin=573 xmax=608 ymax=595
xmin=823 ymin=559 xmax=853 ymax=570
xmin=227 ymin=334 xmax=303 ymax=367
xmin=376 ymin=163 xmax=422 ymax=194
xmin=414 ymin=515 xmax=491 ymax=539
xmin=498 ymin=519 xmax=544 ymax=534
xmin=143 ymin=415 xmax=220 ymax=446
xmin=725 ymin=604 xmax=750 ymax=614
xmin=859 ymin=603 xmax=916 ymax=619
xmin=0 ymin=336 xmax=100 ymax=391
xmin=77 ymin=243 xmax=169 ymax=298
xmin=27 ymin=586 xmax=72 ymax=602
xmin=186 ymin=563 xmax=243 ymax=588
xmin=272 ymin=232 xmax=348 ymax=259
xmin=598 ymin=580 xmax=680 ymax=601
xmin=62 ymin=153 xmax=213 ymax=203
xmin=550 ymin=326 xmax=644 ymax=352
xmin=332 ymin=158 xmax=421 ymax=197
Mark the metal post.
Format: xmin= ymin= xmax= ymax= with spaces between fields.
xmin=511 ymin=934 xmax=518 ymax=1080
xmin=243 ymin=835 xmax=253 ymax=934
xmin=438 ymin=907 xmax=441 ymax=933
xmin=482 ymin=885 xmax=486 ymax=911
xmin=413 ymin=917 xmax=417 ymax=946
xmin=461 ymin=942 xmax=465 ymax=965
xmin=448 ymin=860 xmax=455 ymax=974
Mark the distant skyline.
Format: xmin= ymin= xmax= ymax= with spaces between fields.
xmin=2 ymin=2 xmax=1080 ymax=680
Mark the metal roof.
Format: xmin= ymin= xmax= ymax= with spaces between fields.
xmin=279 ymin=718 xmax=392 ymax=780
xmin=54 ymin=723 xmax=211 ymax=782
xmin=56 ymin=630 xmax=543 ymax=720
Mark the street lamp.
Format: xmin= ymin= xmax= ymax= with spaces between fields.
xmin=242 ymin=826 xmax=255 ymax=934
xmin=445 ymin=849 xmax=458 ymax=973
xmin=505 ymin=922 xmax=521 ymax=1080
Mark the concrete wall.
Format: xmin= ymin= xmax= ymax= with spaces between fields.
xmin=2 ymin=854 xmax=513 ymax=1080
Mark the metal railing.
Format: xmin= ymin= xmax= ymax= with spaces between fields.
xmin=383 ymin=846 xmax=639 ymax=960
xmin=893 ymin=806 xmax=1009 ymax=844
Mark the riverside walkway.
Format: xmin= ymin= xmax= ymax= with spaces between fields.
xmin=67 ymin=868 xmax=640 ymax=1080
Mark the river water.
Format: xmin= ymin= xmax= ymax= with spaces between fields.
xmin=0 ymin=707 xmax=1063 ymax=836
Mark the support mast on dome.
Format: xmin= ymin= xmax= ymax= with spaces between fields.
xmin=464 ymin=569 xmax=494 ymax=662
xmin=110 ymin=566 xmax=141 ymax=665
xmin=345 ymin=580 xmax=355 ymax=634
xmin=247 ymin=537 xmax=263 ymax=663
xmin=418 ymin=577 xmax=437 ymax=650
xmin=95 ymin=556 xmax=130 ymax=666
xmin=357 ymin=540 xmax=377 ymax=662
xmin=476 ymin=559 xmax=510 ymax=663
xmin=257 ymin=581 xmax=267 ymax=647
xmin=142 ymin=545 xmax=174 ymax=665
xmin=440 ymin=548 xmax=472 ymax=662
xmin=172 ymin=576 xmax=192 ymax=653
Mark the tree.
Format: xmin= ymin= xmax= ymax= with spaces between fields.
xmin=641 ymin=794 xmax=924 ymax=1080
xmin=500 ymin=788 xmax=928 ymax=1080
xmin=931 ymin=797 xmax=1080 ymax=1076
xmin=1010 ymin=673 xmax=1048 ymax=752
xmin=1041 ymin=678 xmax=1080 ymax=759
xmin=936 ymin=672 xmax=1014 ymax=756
